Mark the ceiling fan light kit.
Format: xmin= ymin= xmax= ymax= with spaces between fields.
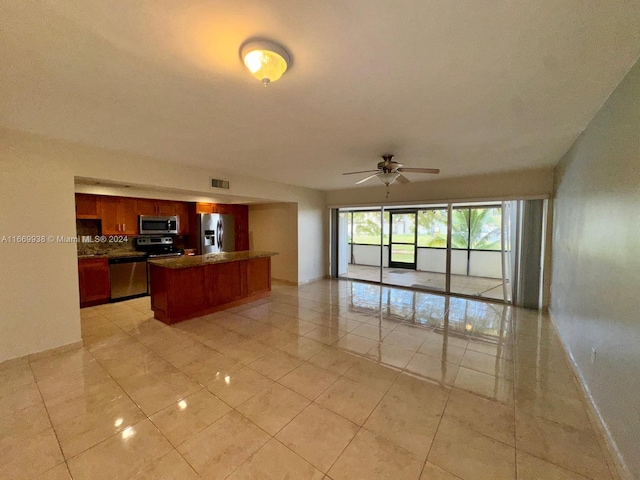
xmin=342 ymin=154 xmax=440 ymax=197
xmin=241 ymin=40 xmax=290 ymax=86
xmin=378 ymin=172 xmax=400 ymax=185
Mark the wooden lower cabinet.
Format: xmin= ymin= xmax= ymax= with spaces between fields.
xmin=206 ymin=261 xmax=243 ymax=306
xmin=149 ymin=257 xmax=271 ymax=324
xmin=246 ymin=257 xmax=271 ymax=295
xmin=78 ymin=258 xmax=110 ymax=307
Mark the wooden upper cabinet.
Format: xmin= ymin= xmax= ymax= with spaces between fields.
xmin=98 ymin=196 xmax=138 ymax=235
xmin=75 ymin=193 xmax=99 ymax=219
xmin=234 ymin=205 xmax=249 ymax=251
xmin=75 ymin=194 xmax=191 ymax=236
xmin=175 ymin=202 xmax=190 ymax=235
xmin=120 ymin=197 xmax=138 ymax=235
xmin=138 ymin=199 xmax=177 ymax=216
xmin=99 ymin=196 xmax=119 ymax=234
xmin=136 ymin=199 xmax=157 ymax=216
xmin=195 ymin=202 xmax=214 ymax=214
xmin=157 ymin=201 xmax=177 ymax=215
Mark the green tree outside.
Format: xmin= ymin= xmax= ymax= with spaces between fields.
xmin=349 ymin=207 xmax=501 ymax=251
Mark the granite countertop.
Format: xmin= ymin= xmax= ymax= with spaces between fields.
xmin=148 ymin=250 xmax=278 ymax=269
xmin=78 ymin=251 xmax=147 ymax=260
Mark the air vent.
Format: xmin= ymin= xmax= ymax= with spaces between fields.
xmin=210 ymin=178 xmax=230 ymax=190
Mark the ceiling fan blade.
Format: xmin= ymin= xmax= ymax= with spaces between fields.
xmin=397 ymin=167 xmax=440 ymax=174
xmin=355 ymin=173 xmax=380 ymax=185
xmin=396 ymin=174 xmax=410 ymax=184
xmin=342 ymin=170 xmax=380 ymax=176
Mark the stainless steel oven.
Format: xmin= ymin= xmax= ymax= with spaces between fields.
xmin=135 ymin=236 xmax=184 ymax=293
xmin=139 ymin=215 xmax=179 ymax=235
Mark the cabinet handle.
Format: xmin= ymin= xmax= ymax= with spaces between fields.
xmin=123 ymin=224 xmax=125 ymax=232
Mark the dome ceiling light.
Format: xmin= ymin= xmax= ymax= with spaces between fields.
xmin=241 ymin=40 xmax=290 ymax=86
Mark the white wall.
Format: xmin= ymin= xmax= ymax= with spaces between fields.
xmin=551 ymin=58 xmax=640 ymax=478
xmin=0 ymin=156 xmax=81 ymax=362
xmin=416 ymin=249 xmax=483 ymax=277
xmin=350 ymin=245 xmax=502 ymax=279
xmin=469 ymin=251 xmax=503 ymax=279
xmin=249 ymin=203 xmax=298 ymax=283
xmin=0 ymin=129 xmax=328 ymax=361
xmin=417 ymin=248 xmax=446 ymax=273
xmin=351 ymin=244 xmax=388 ymax=267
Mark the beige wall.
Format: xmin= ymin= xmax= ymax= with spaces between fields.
xmin=249 ymin=203 xmax=298 ymax=283
xmin=0 ymin=157 xmax=81 ymax=362
xmin=0 ymin=129 xmax=327 ymax=362
xmin=551 ymin=58 xmax=640 ymax=478
xmin=327 ymin=167 xmax=554 ymax=207
xmin=297 ymin=200 xmax=328 ymax=284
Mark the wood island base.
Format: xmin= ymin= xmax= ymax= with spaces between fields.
xmin=148 ymin=254 xmax=273 ymax=325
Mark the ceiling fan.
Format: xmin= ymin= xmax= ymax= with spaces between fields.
xmin=342 ymin=154 xmax=440 ymax=190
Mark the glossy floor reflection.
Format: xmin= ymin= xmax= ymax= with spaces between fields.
xmin=0 ymin=280 xmax=615 ymax=479
xmin=341 ymin=264 xmax=506 ymax=301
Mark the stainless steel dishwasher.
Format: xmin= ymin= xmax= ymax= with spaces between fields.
xmin=109 ymin=256 xmax=148 ymax=301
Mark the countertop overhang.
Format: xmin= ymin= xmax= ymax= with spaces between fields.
xmin=78 ymin=251 xmax=147 ymax=260
xmin=148 ymin=250 xmax=278 ymax=269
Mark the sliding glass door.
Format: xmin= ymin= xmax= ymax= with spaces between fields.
xmin=334 ymin=199 xmax=539 ymax=305
xmin=337 ymin=209 xmax=385 ymax=284
xmin=415 ymin=208 xmax=448 ymax=292
xmin=449 ymin=205 xmax=505 ymax=300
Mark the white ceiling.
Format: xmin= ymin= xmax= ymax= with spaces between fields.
xmin=1 ymin=1 xmax=639 ymax=190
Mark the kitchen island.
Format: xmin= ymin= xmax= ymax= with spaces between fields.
xmin=148 ymin=250 xmax=277 ymax=324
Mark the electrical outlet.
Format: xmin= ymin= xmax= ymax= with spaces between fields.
xmin=591 ymin=347 xmax=597 ymax=364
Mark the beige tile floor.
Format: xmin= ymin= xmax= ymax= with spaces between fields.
xmin=0 ymin=280 xmax=616 ymax=480
xmin=341 ymin=264 xmax=506 ymax=301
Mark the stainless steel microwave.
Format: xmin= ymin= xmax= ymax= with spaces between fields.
xmin=139 ymin=215 xmax=179 ymax=235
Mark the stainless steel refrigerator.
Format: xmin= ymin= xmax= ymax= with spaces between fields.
xmin=197 ymin=213 xmax=235 ymax=254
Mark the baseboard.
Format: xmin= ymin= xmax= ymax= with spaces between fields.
xmin=271 ymin=278 xmax=298 ymax=286
xmin=548 ymin=310 xmax=632 ymax=480
xmin=273 ymin=275 xmax=332 ymax=287
xmin=1 ymin=340 xmax=84 ymax=367
xmin=28 ymin=340 xmax=84 ymax=362
xmin=296 ymin=275 xmax=329 ymax=285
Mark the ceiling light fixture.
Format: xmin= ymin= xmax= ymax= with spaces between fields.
xmin=377 ymin=172 xmax=401 ymax=199
xmin=378 ymin=172 xmax=400 ymax=186
xmin=241 ymin=40 xmax=290 ymax=86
